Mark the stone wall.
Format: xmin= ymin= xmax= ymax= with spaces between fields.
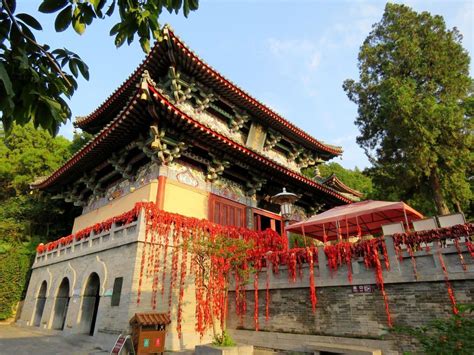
xmin=227 ymin=238 xmax=474 ymax=354
xmin=20 ymin=209 xmax=213 ymax=351
xmin=19 ymin=241 xmax=140 ymax=335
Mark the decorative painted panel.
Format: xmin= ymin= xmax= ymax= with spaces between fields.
xmin=83 ymin=163 xmax=159 ymax=213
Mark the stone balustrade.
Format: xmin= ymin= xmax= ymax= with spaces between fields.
xmin=230 ymin=236 xmax=473 ymax=292
xmin=33 ymin=212 xmax=146 ymax=268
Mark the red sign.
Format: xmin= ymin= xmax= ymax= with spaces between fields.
xmin=110 ymin=334 xmax=135 ymax=355
xmin=111 ymin=335 xmax=126 ymax=354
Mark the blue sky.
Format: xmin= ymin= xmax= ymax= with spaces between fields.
xmin=18 ymin=1 xmax=473 ymax=169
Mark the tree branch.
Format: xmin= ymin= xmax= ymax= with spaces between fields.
xmin=3 ymin=1 xmax=72 ymax=87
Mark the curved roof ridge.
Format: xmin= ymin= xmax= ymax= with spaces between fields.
xmin=321 ymin=173 xmax=364 ymax=198
xmin=32 ymin=89 xmax=143 ymax=189
xmin=34 ymin=79 xmax=351 ymax=204
xmin=75 ymin=24 xmax=342 ymax=157
xmin=74 ymin=42 xmax=162 ymax=127
xmin=145 ymin=79 xmax=351 ymax=203
xmin=163 ymin=26 xmax=343 ymax=155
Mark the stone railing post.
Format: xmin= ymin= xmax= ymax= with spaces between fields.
xmin=384 ymin=235 xmax=401 ymax=275
xmin=136 ymin=200 xmax=148 ymax=242
xmin=317 ymin=246 xmax=330 ymax=280
xmin=432 ymin=240 xmax=443 ymax=270
xmin=109 ymin=218 xmax=117 ymax=239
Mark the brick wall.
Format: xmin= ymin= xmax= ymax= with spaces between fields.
xmin=228 ymin=280 xmax=473 ymax=353
xmin=226 ymin=238 xmax=474 ymax=353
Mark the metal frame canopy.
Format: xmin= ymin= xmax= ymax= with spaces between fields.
xmin=286 ymin=200 xmax=424 ymax=241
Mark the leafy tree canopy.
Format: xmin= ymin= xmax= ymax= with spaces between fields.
xmin=0 ymin=123 xmax=78 ymax=244
xmin=0 ymin=0 xmax=199 ymax=135
xmin=69 ymin=129 xmax=93 ymax=154
xmin=0 ymin=123 xmax=79 ymax=319
xmin=318 ymin=162 xmax=373 ymax=197
xmin=343 ymin=3 xmax=473 ymax=215
xmin=302 ymin=162 xmax=373 ymax=198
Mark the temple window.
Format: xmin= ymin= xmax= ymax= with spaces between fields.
xmin=208 ymin=194 xmax=246 ymax=228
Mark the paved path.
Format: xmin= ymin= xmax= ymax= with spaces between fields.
xmin=0 ymin=323 xmax=195 ymax=354
xmin=0 ymin=323 xmax=112 ymax=355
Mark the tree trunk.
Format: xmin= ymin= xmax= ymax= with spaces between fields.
xmin=208 ymin=295 xmax=218 ymax=340
xmin=454 ymin=200 xmax=462 ymax=213
xmin=429 ymin=169 xmax=450 ymax=215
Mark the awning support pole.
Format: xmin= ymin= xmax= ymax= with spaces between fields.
xmin=403 ymin=205 xmax=410 ymax=232
xmin=302 ymin=224 xmax=307 ymax=247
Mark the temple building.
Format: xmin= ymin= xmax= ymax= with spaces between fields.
xmin=320 ymin=174 xmax=363 ymax=202
xmin=18 ymin=26 xmax=359 ymax=350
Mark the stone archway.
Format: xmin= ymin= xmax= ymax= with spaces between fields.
xmin=79 ymin=272 xmax=101 ymax=335
xmin=33 ymin=281 xmax=47 ymax=327
xmin=52 ymin=278 xmax=70 ymax=330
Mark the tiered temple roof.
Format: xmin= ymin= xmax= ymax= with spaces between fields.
xmin=74 ymin=26 xmax=342 ymax=157
xmin=33 ymin=26 xmax=356 ymax=210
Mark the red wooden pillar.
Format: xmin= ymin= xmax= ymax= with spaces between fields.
xmin=156 ymin=175 xmax=167 ymax=210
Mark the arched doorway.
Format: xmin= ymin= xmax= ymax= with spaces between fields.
xmin=33 ymin=281 xmax=47 ymax=327
xmin=52 ymin=278 xmax=70 ymax=330
xmin=80 ymin=273 xmax=101 ymax=335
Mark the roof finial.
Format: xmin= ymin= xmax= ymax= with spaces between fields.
xmin=140 ymin=70 xmax=152 ymax=101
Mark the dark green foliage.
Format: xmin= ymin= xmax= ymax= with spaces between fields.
xmin=318 ymin=162 xmax=373 ymax=197
xmin=302 ymin=162 xmax=373 ymax=197
xmin=0 ymin=0 xmax=88 ymax=135
xmin=0 ymin=124 xmax=79 ymax=320
xmin=393 ymin=304 xmax=474 ymax=354
xmin=69 ymin=130 xmax=93 ymax=154
xmin=343 ymin=3 xmax=473 ymax=215
xmin=0 ymin=242 xmax=34 ymax=319
xmin=0 ymin=0 xmax=199 ymax=135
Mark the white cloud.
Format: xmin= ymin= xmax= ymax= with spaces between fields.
xmin=267 ymin=38 xmax=322 ymax=72
xmin=309 ymin=52 xmax=321 ymax=71
xmin=265 ymin=37 xmax=323 ymax=101
xmin=333 ymin=134 xmax=357 ymax=145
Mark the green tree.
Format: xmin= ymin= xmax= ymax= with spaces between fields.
xmin=0 ymin=123 xmax=78 ymax=319
xmin=343 ymin=3 xmax=473 ymax=215
xmin=0 ymin=123 xmax=77 ymax=240
xmin=189 ymin=234 xmax=254 ymax=343
xmin=0 ymin=0 xmax=199 ymax=135
xmin=319 ymin=162 xmax=373 ymax=197
xmin=69 ymin=129 xmax=93 ymax=154
xmin=302 ymin=162 xmax=373 ymax=197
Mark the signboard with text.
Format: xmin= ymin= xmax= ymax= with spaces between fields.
xmin=352 ymin=285 xmax=374 ymax=294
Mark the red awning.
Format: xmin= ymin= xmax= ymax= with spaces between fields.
xmin=286 ymin=200 xmax=423 ymax=241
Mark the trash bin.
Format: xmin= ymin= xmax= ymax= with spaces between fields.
xmin=130 ymin=313 xmax=171 ymax=354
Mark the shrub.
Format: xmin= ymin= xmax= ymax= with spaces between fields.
xmin=393 ymin=304 xmax=474 ymax=354
xmin=212 ymin=330 xmax=236 ymax=347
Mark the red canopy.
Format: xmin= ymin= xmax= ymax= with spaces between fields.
xmin=286 ymin=200 xmax=423 ymax=242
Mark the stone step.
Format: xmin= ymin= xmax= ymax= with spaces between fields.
xmin=305 ymin=341 xmax=381 ymax=355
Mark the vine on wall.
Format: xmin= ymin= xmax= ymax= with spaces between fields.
xmin=36 ymin=204 xmax=473 ymax=338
